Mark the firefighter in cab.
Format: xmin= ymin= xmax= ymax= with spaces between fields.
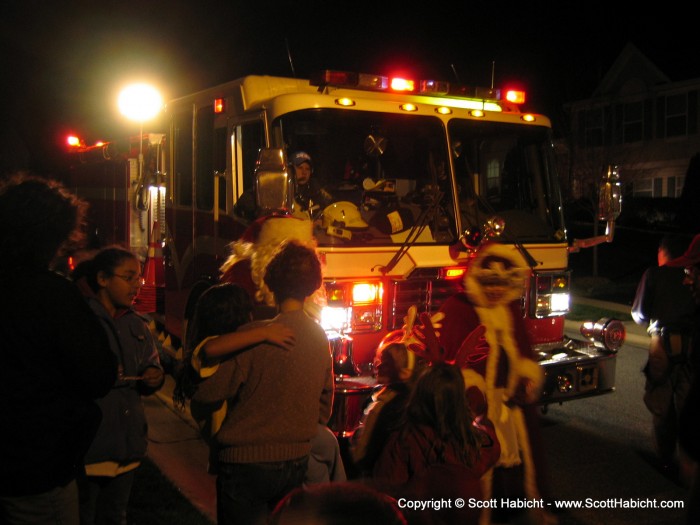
xmin=291 ymin=151 xmax=333 ymax=220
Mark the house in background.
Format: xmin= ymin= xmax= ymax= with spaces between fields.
xmin=561 ymin=42 xmax=700 ymax=203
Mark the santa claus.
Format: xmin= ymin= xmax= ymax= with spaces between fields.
xmin=219 ymin=214 xmax=326 ymax=320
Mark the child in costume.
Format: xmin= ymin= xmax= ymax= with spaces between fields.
xmin=436 ymin=241 xmax=556 ymax=525
xmin=353 ymin=304 xmax=491 ymax=477
xmin=350 ymin=337 xmax=426 ymax=476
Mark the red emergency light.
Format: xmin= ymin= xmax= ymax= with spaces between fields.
xmin=214 ymin=98 xmax=225 ymax=113
xmin=66 ymin=135 xmax=82 ymax=148
xmin=504 ymin=89 xmax=526 ymax=104
xmin=390 ymin=77 xmax=415 ymax=92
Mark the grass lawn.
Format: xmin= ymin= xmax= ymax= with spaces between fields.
xmin=567 ymin=302 xmax=632 ymax=322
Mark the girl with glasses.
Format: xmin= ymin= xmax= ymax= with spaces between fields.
xmin=71 ymin=246 xmax=165 ymax=525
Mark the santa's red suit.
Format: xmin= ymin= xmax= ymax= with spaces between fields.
xmin=439 ymin=242 xmax=554 ymax=525
xmin=219 ymin=214 xmax=325 ymax=320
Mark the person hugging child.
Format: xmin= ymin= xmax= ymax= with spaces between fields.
xmin=172 ymin=282 xmax=296 ymax=472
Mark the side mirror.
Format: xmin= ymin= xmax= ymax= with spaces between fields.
xmin=569 ymin=165 xmax=623 ymax=253
xmin=598 ymin=165 xmax=622 ymax=221
xmin=255 ymin=148 xmax=296 ymax=216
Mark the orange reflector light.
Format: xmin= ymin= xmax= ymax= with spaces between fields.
xmin=390 ymin=77 xmax=415 ymax=92
xmin=335 ymin=97 xmax=355 ymax=107
xmin=444 ymin=267 xmax=466 ymax=280
xmin=504 ymin=90 xmax=526 ymax=104
xmin=214 ymin=98 xmax=225 ymax=113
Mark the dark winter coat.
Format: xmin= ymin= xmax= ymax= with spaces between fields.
xmin=83 ymin=295 xmax=163 ymax=467
xmin=0 ymin=270 xmax=117 ymax=496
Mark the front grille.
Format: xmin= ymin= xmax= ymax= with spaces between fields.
xmin=390 ymin=274 xmax=464 ymax=330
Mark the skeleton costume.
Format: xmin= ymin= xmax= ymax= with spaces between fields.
xmin=439 ymin=242 xmax=552 ymax=525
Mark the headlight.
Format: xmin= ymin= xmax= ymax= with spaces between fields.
xmin=320 ymin=281 xmax=383 ymax=334
xmin=530 ymin=271 xmax=570 ymax=318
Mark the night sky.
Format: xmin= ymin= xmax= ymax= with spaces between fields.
xmin=1 ymin=0 xmax=697 ymax=174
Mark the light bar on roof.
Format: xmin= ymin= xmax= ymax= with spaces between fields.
xmin=309 ymin=70 xmax=525 ymax=112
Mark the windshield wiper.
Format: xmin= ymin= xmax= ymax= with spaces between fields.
xmin=376 ymin=188 xmax=444 ymax=275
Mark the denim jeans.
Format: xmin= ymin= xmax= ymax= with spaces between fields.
xmin=216 ymin=456 xmax=308 ymax=525
xmin=77 ymin=470 xmax=135 ymax=525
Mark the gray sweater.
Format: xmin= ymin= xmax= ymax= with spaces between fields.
xmin=193 ymin=309 xmax=334 ymax=463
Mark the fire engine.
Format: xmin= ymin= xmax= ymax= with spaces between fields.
xmin=65 ymin=70 xmax=625 ymax=435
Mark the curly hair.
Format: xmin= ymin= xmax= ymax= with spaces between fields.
xmin=0 ymin=172 xmax=87 ymax=271
xmin=264 ymin=240 xmax=322 ymax=302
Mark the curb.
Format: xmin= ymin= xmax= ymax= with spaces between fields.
xmin=144 ymin=376 xmax=217 ymax=523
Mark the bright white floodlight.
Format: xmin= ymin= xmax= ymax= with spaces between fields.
xmin=118 ymin=84 xmax=163 ymax=122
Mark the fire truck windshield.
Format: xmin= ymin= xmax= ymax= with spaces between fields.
xmin=276 ymin=109 xmax=565 ymax=247
xmin=449 ymin=120 xmax=566 ymax=243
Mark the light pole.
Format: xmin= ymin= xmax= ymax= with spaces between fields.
xmin=118 ymin=84 xmax=164 ymax=313
xmin=117 ymin=83 xmax=163 ymax=211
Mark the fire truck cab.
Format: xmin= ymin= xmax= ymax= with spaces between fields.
xmin=66 ymin=70 xmax=625 ymax=435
